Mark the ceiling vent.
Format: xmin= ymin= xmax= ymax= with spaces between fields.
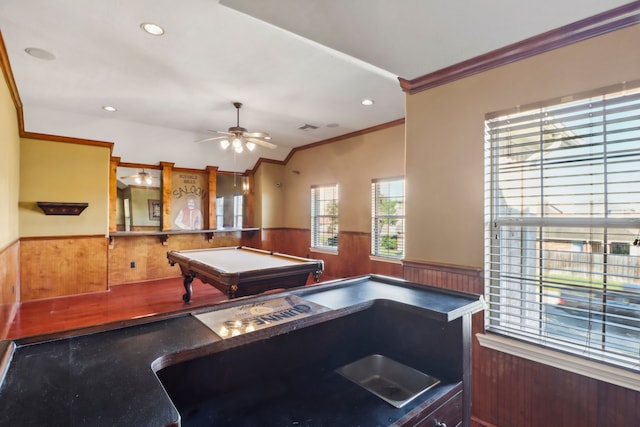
xmin=298 ymin=124 xmax=319 ymax=131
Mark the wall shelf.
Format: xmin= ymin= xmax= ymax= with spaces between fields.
xmin=37 ymin=202 xmax=89 ymax=216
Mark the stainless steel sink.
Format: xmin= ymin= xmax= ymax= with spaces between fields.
xmin=336 ymin=354 xmax=440 ymax=408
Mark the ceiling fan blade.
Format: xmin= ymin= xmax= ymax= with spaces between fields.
xmin=247 ymin=137 xmax=277 ymax=149
xmin=244 ymin=131 xmax=270 ymax=139
xmin=194 ymin=136 xmax=228 ymax=143
xmin=207 ymin=129 xmax=233 ymax=136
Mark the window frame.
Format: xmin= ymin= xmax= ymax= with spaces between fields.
xmin=484 ymin=81 xmax=640 ymax=372
xmin=371 ymin=177 xmax=405 ymax=259
xmin=233 ymin=194 xmax=243 ymax=229
xmin=215 ymin=196 xmax=224 ymax=229
xmin=310 ymin=184 xmax=339 ymax=251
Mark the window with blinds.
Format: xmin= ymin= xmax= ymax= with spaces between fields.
xmin=485 ymin=81 xmax=640 ymax=370
xmin=311 ymin=184 xmax=339 ymax=250
xmin=216 ymin=197 xmax=224 ymax=229
xmin=371 ymin=177 xmax=405 ymax=258
xmin=233 ymin=194 xmax=243 ymax=228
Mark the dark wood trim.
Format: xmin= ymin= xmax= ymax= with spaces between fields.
xmin=250 ymin=119 xmax=405 ymax=174
xmin=0 ymin=31 xmax=23 ymax=132
xmin=283 ymin=118 xmax=405 ymax=164
xmin=399 ymin=2 xmax=640 ymax=94
xmin=117 ymin=161 xmax=161 ymax=170
xmin=21 ymin=131 xmax=114 ymax=151
xmin=250 ymin=157 xmax=286 ymax=174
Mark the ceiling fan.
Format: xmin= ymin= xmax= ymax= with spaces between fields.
xmin=196 ymin=102 xmax=277 ymax=153
xmin=119 ymin=169 xmax=157 ymax=185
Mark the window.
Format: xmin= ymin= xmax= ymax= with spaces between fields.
xmin=233 ymin=194 xmax=243 ymax=228
xmin=371 ymin=178 xmax=405 ymax=258
xmin=216 ymin=197 xmax=224 ymax=229
xmin=485 ymin=82 xmax=640 ymax=370
xmin=311 ymin=184 xmax=339 ymax=250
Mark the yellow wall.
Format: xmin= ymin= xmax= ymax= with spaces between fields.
xmin=0 ymin=62 xmax=20 ymax=249
xmin=405 ymin=24 xmax=640 ymax=268
xmin=19 ymin=138 xmax=110 ymax=237
xmin=254 ymin=161 xmax=286 ymax=229
xmin=280 ymin=124 xmax=405 ymax=232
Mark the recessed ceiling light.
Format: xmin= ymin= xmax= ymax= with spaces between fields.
xmin=361 ymin=99 xmax=374 ymax=106
xmin=102 ymin=106 xmax=117 ymax=112
xmin=140 ymin=22 xmax=165 ymax=36
xmin=24 ymin=47 xmax=56 ymax=60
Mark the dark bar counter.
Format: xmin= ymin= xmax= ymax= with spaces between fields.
xmin=0 ymin=275 xmax=483 ymax=427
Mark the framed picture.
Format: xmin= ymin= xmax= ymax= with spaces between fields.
xmin=148 ymin=199 xmax=161 ymax=220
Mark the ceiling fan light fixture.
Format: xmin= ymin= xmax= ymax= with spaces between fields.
xmin=232 ymin=137 xmax=242 ymax=149
xmin=234 ymin=144 xmax=243 ymax=154
xmin=245 ymin=141 xmax=256 ymax=151
xmin=220 ymin=139 xmax=230 ymax=150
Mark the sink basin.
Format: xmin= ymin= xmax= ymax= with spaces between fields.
xmin=336 ymin=354 xmax=440 ymax=408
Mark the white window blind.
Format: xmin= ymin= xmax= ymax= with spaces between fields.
xmin=311 ymin=184 xmax=339 ymax=250
xmin=233 ymin=194 xmax=243 ymax=228
xmin=216 ymin=197 xmax=224 ymax=229
xmin=371 ymin=177 xmax=405 ymax=258
xmin=485 ymin=81 xmax=640 ymax=371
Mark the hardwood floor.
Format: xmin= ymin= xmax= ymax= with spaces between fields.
xmin=2 ymin=277 xmax=229 ymax=340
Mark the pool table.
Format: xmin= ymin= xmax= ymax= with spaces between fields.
xmin=167 ymin=246 xmax=324 ymax=302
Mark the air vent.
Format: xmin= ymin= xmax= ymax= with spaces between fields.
xmin=298 ymin=124 xmax=319 ymax=131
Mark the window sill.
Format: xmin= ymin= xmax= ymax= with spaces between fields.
xmin=369 ymin=255 xmax=403 ymax=264
xmin=476 ymin=333 xmax=640 ymax=392
xmin=309 ymin=247 xmax=339 ymax=256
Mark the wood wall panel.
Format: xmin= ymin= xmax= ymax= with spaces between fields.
xmin=403 ymin=259 xmax=640 ymax=427
xmin=261 ymin=228 xmax=403 ymax=282
xmin=0 ymin=240 xmax=19 ymax=337
xmin=108 ymin=231 xmax=259 ymax=286
xmin=20 ymin=236 xmax=108 ymax=300
xmin=0 ymin=240 xmax=19 ymax=305
xmin=403 ymin=259 xmax=483 ymax=294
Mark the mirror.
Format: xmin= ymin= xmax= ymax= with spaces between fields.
xmin=216 ymin=173 xmax=249 ymax=229
xmin=116 ymin=167 xmax=162 ymax=232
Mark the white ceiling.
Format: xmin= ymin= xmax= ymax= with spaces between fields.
xmin=0 ymin=0 xmax=632 ymax=172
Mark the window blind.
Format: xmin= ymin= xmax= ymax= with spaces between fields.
xmin=485 ymin=81 xmax=640 ymax=370
xmin=233 ymin=194 xmax=243 ymax=228
xmin=311 ymin=184 xmax=339 ymax=250
xmin=216 ymin=197 xmax=224 ymax=229
xmin=371 ymin=177 xmax=405 ymax=258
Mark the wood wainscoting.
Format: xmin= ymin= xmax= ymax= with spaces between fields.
xmin=403 ymin=258 xmax=640 ymax=426
xmin=0 ymin=240 xmax=19 ymax=306
xmin=261 ymin=228 xmax=403 ymax=281
xmin=20 ymin=235 xmax=108 ymax=300
xmin=0 ymin=240 xmax=20 ymax=337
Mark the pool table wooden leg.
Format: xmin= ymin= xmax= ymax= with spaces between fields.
xmin=182 ymin=273 xmax=195 ymax=303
